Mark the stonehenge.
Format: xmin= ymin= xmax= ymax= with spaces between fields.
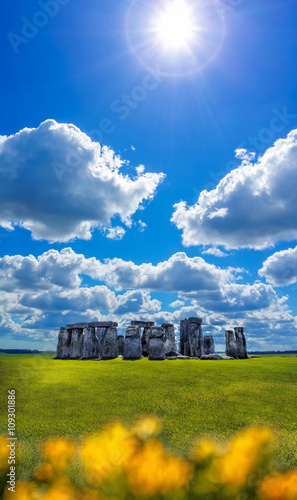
xmin=123 ymin=326 xmax=142 ymax=360
xmin=148 ymin=327 xmax=166 ymax=360
xmin=203 ymin=336 xmax=215 ymax=356
xmin=56 ymin=318 xmax=248 ymax=361
xmin=180 ymin=317 xmax=203 ymax=357
xmin=225 ymin=327 xmax=248 ymax=359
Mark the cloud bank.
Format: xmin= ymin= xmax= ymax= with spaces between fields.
xmin=0 ymin=120 xmax=165 ymax=242
xmin=0 ymin=248 xmax=296 ymax=350
xmin=259 ymin=246 xmax=297 ymax=286
xmin=172 ymin=130 xmax=297 ymax=249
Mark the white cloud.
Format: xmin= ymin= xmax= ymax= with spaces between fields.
xmin=0 ymin=120 xmax=165 ymax=242
xmin=202 ymin=248 xmax=228 ymax=258
xmin=0 ymin=248 xmax=296 ymax=350
xmin=172 ymin=129 xmax=297 ymax=249
xmin=259 ymin=246 xmax=297 ymax=286
xmin=87 ymin=252 xmax=240 ymax=292
xmin=169 ymin=300 xmax=185 ymax=308
xmin=104 ymin=226 xmax=126 ymax=240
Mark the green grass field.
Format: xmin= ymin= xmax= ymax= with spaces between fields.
xmin=0 ymin=353 xmax=297 ymax=479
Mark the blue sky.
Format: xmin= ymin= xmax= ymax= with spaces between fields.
xmin=1 ymin=0 xmax=297 ymax=351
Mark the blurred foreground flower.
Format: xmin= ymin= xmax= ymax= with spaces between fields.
xmin=1 ymin=418 xmax=297 ymax=500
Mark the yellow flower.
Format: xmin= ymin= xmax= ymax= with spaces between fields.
xmin=43 ymin=480 xmax=77 ymax=500
xmin=133 ymin=415 xmax=162 ymax=441
xmin=190 ymin=439 xmax=218 ymax=464
xmin=0 ymin=436 xmax=10 ymax=474
xmin=216 ymin=427 xmax=273 ymax=488
xmin=42 ymin=438 xmax=75 ymax=471
xmin=126 ymin=438 xmax=192 ymax=497
xmin=259 ymin=471 xmax=297 ymax=500
xmin=81 ymin=422 xmax=136 ymax=485
xmin=4 ymin=482 xmax=41 ymax=500
xmin=35 ymin=462 xmax=54 ymax=482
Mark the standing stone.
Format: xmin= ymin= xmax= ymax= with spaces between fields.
xmin=188 ymin=318 xmax=203 ymax=358
xmin=95 ymin=327 xmax=105 ymax=358
xmin=203 ymin=336 xmax=215 ymax=356
xmin=123 ymin=327 xmax=142 ymax=360
xmin=142 ymin=327 xmax=151 ymax=357
xmin=225 ymin=330 xmax=238 ymax=358
xmin=82 ymin=326 xmax=99 ymax=359
xmin=69 ymin=328 xmax=83 ymax=359
xmin=162 ymin=323 xmax=177 ymax=356
xmin=148 ymin=327 xmax=165 ymax=360
xmin=57 ymin=327 xmax=72 ymax=359
xmin=101 ymin=326 xmax=118 ymax=360
xmin=180 ymin=319 xmax=188 ymax=356
xmin=180 ymin=318 xmax=203 ymax=357
xmin=118 ymin=335 xmax=124 ymax=356
xmin=235 ymin=327 xmax=248 ymax=359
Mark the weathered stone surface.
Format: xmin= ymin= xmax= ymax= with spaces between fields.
xmin=117 ymin=335 xmax=124 ymax=356
xmin=95 ymin=327 xmax=106 ymax=357
xmin=123 ymin=327 xmax=142 ymax=360
xmin=188 ymin=317 xmax=203 ymax=325
xmin=101 ymin=326 xmax=118 ymax=360
xmin=57 ymin=327 xmax=72 ymax=359
xmin=131 ymin=321 xmax=154 ymax=328
xmin=201 ymin=354 xmax=226 ymax=360
xmin=180 ymin=319 xmax=188 ymax=356
xmin=69 ymin=328 xmax=83 ymax=359
xmin=180 ymin=318 xmax=203 ymax=357
xmin=141 ymin=326 xmax=150 ymax=357
xmin=188 ymin=319 xmax=203 ymax=358
xmin=225 ymin=330 xmax=238 ymax=358
xmin=203 ymin=335 xmax=215 ymax=356
xmin=148 ymin=327 xmax=165 ymax=360
xmin=176 ymin=354 xmax=191 ymax=360
xmin=235 ymin=327 xmax=248 ymax=359
xmin=66 ymin=321 xmax=118 ymax=329
xmin=82 ymin=326 xmax=99 ymax=359
xmin=162 ymin=323 xmax=177 ymax=356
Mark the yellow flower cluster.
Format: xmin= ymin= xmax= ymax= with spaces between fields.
xmin=1 ymin=419 xmax=297 ymax=500
xmin=0 ymin=437 xmax=9 ymax=475
xmin=259 ymin=471 xmax=297 ymax=500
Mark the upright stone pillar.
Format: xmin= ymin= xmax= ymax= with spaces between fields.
xmin=148 ymin=327 xmax=165 ymax=360
xmin=142 ymin=327 xmax=151 ymax=357
xmin=118 ymin=335 xmax=124 ymax=356
xmin=101 ymin=326 xmax=118 ymax=360
xmin=56 ymin=327 xmax=72 ymax=359
xmin=82 ymin=326 xmax=99 ymax=359
xmin=235 ymin=327 xmax=248 ymax=359
xmin=203 ymin=336 xmax=215 ymax=355
xmin=123 ymin=326 xmax=142 ymax=360
xmin=162 ymin=323 xmax=177 ymax=356
xmin=225 ymin=330 xmax=237 ymax=358
xmin=95 ymin=327 xmax=105 ymax=358
xmin=180 ymin=319 xmax=188 ymax=355
xmin=188 ymin=318 xmax=203 ymax=358
xmin=69 ymin=328 xmax=83 ymax=359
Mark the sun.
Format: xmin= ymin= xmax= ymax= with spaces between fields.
xmin=153 ymin=0 xmax=197 ymax=51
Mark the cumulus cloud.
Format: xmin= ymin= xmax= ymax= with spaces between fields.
xmin=202 ymin=248 xmax=228 ymax=258
xmin=172 ymin=129 xmax=297 ymax=249
xmin=0 ymin=248 xmax=296 ymax=350
xmin=259 ymin=246 xmax=297 ymax=286
xmin=87 ymin=252 xmax=240 ymax=292
xmin=0 ymin=120 xmax=165 ymax=242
